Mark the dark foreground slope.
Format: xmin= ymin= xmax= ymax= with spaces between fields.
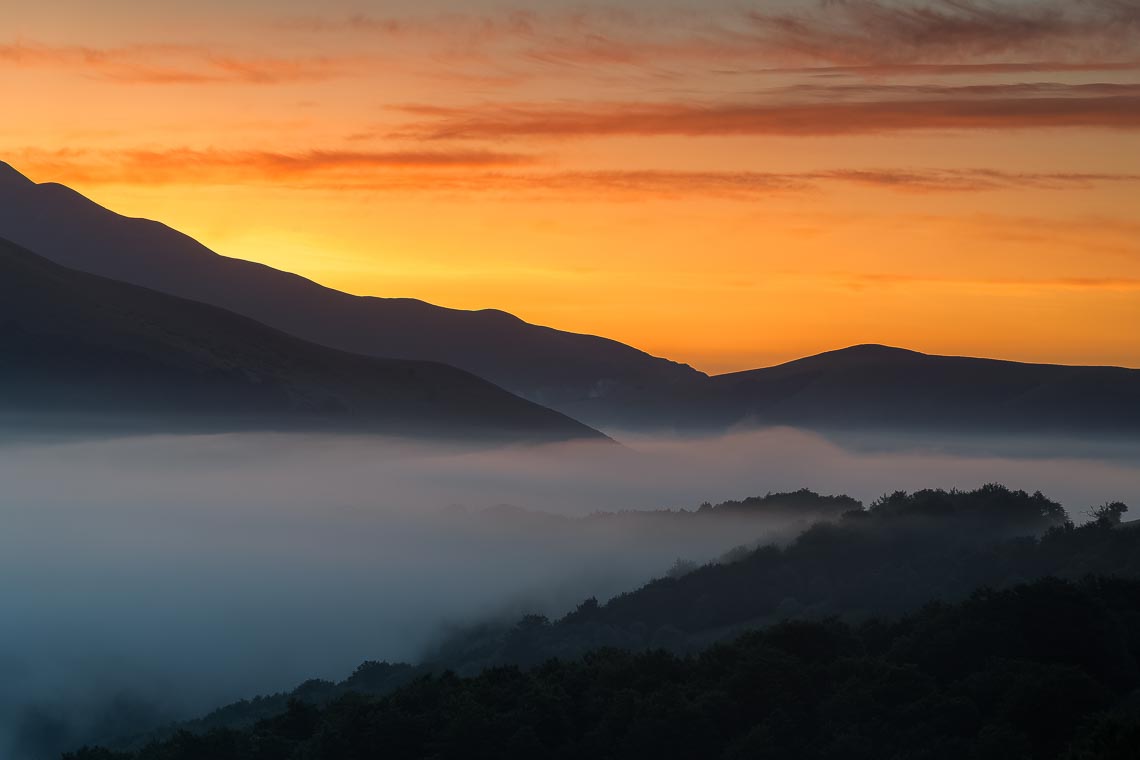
xmin=433 ymin=486 xmax=1134 ymax=670
xmin=70 ymin=577 xmax=1140 ymax=760
xmin=0 ymin=162 xmax=701 ymax=416
xmin=0 ymin=238 xmax=605 ymax=441
xmin=679 ymin=344 xmax=1140 ymax=435
xmin=72 ymin=486 xmax=1138 ymax=759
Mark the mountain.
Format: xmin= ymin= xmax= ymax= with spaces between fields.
xmin=2 ymin=163 xmax=1135 ymax=436
xmin=672 ymin=343 xmax=1140 ymax=434
xmin=429 ymin=486 xmax=1129 ymax=673
xmin=68 ymin=578 xmax=1140 ymax=760
xmin=0 ymin=236 xmax=606 ymax=442
xmin=0 ymin=162 xmax=702 ymax=423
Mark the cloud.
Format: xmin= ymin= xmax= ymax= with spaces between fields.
xmin=15 ymin=150 xmax=1140 ymax=199
xmin=817 ymin=168 xmax=1140 ymax=193
xmin=0 ymin=42 xmax=351 ymax=85
xmin=839 ymin=272 xmax=1140 ymax=293
xmin=452 ymin=168 xmax=1140 ymax=198
xmin=754 ymin=61 xmax=1140 ymax=77
xmin=13 ymin=147 xmax=537 ymax=186
xmin=746 ymin=0 xmax=1140 ymax=66
xmin=8 ymin=3 xmax=1137 ymax=96
xmin=401 ymin=170 xmax=811 ymax=199
xmin=7 ymin=2 xmax=1136 ymax=95
xmin=277 ymin=2 xmax=1139 ymax=74
xmin=393 ymin=84 xmax=1140 ymax=140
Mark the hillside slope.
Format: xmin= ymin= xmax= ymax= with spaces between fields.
xmin=0 ymin=237 xmax=606 ymax=442
xmin=679 ymin=344 xmax=1140 ymax=434
xmin=0 ymin=162 xmax=702 ymax=422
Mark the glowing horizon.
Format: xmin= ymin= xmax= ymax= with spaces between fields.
xmin=6 ymin=0 xmax=1140 ymax=373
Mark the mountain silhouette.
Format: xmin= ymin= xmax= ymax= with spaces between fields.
xmin=676 ymin=343 xmax=1140 ymax=434
xmin=2 ymin=162 xmax=1136 ymax=436
xmin=0 ymin=236 xmax=606 ymax=442
xmin=0 ymin=162 xmax=702 ymax=423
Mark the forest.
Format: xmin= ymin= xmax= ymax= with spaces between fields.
xmin=62 ymin=485 xmax=1140 ymax=759
xmin=67 ymin=576 xmax=1140 ymax=759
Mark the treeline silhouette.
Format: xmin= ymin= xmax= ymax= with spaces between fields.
xmin=67 ymin=577 xmax=1140 ymax=759
xmin=58 ymin=489 xmax=866 ymax=755
xmin=695 ymin=488 xmax=863 ymax=517
xmin=67 ymin=485 xmax=1140 ymax=759
xmin=434 ymin=486 xmax=1131 ymax=671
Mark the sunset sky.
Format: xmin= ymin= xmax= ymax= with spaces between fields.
xmin=4 ymin=0 xmax=1139 ymax=373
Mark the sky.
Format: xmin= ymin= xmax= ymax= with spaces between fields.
xmin=3 ymin=0 xmax=1139 ymax=373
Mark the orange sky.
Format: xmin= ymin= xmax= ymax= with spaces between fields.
xmin=4 ymin=0 xmax=1139 ymax=373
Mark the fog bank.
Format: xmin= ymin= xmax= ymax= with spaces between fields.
xmin=0 ymin=427 xmax=1137 ymax=757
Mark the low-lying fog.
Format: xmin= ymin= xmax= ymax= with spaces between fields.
xmin=1 ymin=427 xmax=1138 ymax=757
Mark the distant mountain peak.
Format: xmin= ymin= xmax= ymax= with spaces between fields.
xmin=766 ymin=343 xmax=925 ymax=372
xmin=701 ymin=340 xmax=1140 ymax=435
xmin=830 ymin=344 xmax=923 ymax=358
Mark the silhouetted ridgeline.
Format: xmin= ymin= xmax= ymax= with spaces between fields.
xmin=572 ymin=489 xmax=865 ymax=540
xmin=431 ymin=485 xmax=1117 ymax=670
xmin=0 ymin=237 xmax=604 ymax=442
xmin=697 ymin=488 xmax=862 ymax=517
xmin=68 ymin=485 xmax=1140 ymax=759
xmin=0 ymin=161 xmax=700 ymax=417
xmin=4 ymin=162 xmax=1139 ymax=435
xmin=667 ymin=344 xmax=1140 ymax=435
xmin=66 ymin=577 xmax=1140 ymax=760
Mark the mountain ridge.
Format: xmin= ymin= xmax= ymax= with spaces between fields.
xmin=724 ymin=342 xmax=1135 ymax=376
xmin=3 ymin=161 xmax=1137 ymax=436
xmin=682 ymin=342 xmax=1140 ymax=434
xmin=0 ymin=235 xmax=607 ymax=442
xmin=0 ymin=161 xmax=704 ymax=424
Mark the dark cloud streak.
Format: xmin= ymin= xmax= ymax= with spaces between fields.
xmin=395 ymin=87 xmax=1140 ymax=140
xmin=747 ymin=0 xmax=1140 ymax=66
xmin=15 ymin=151 xmax=1140 ymax=197
xmin=14 ymin=148 xmax=537 ymax=186
xmin=278 ymin=1 xmax=1140 ymax=75
xmin=0 ymin=42 xmax=350 ymax=85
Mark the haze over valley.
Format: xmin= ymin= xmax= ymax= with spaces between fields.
xmin=2 ymin=428 xmax=1138 ymax=757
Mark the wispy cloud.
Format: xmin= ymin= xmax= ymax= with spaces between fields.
xmin=14 ymin=148 xmax=536 ymax=185
xmin=10 ymin=2 xmax=1138 ymax=91
xmin=747 ymin=0 xmax=1140 ymax=67
xmin=279 ymin=2 xmax=1140 ymax=74
xmin=393 ymin=83 xmax=1140 ymax=140
xmin=16 ymin=152 xmax=1137 ymax=198
xmin=748 ymin=61 xmax=1140 ymax=78
xmin=0 ymin=42 xmax=351 ymax=85
xmin=492 ymin=168 xmax=1140 ymax=198
xmin=839 ymin=272 xmax=1140 ymax=293
xmin=818 ymin=168 xmax=1140 ymax=193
